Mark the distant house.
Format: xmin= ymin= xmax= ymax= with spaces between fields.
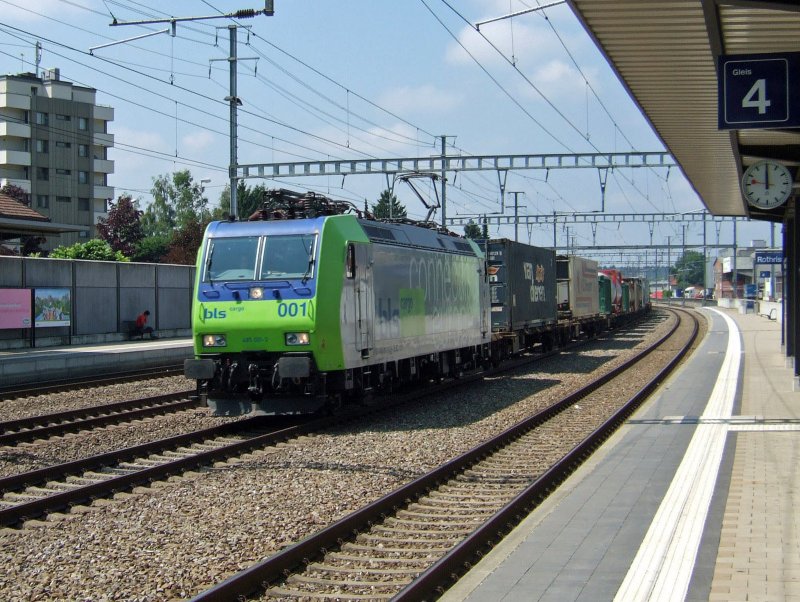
xmin=0 ymin=192 xmax=87 ymax=254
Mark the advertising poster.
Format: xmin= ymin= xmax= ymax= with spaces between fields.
xmin=34 ymin=288 xmax=71 ymax=328
xmin=0 ymin=288 xmax=32 ymax=329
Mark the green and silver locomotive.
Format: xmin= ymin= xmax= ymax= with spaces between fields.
xmin=184 ymin=190 xmax=491 ymax=415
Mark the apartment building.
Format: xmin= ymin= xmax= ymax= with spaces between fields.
xmin=0 ymin=68 xmax=113 ymax=248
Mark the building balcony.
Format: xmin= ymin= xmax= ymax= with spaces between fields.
xmin=93 ymin=158 xmax=114 ymax=174
xmin=94 ymin=210 xmax=109 ymax=224
xmin=93 ymin=131 xmax=114 ymax=147
xmin=94 ymin=105 xmax=114 ymax=122
xmin=0 ymin=150 xmax=31 ymax=167
xmin=93 ymin=185 xmax=115 ymax=200
xmin=0 ymin=122 xmax=31 ymax=139
xmin=0 ymin=93 xmax=30 ymax=111
xmin=0 ymin=178 xmax=31 ymax=193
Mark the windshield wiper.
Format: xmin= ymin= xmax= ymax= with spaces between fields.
xmin=205 ymin=251 xmax=214 ymax=285
xmin=301 ymin=257 xmax=315 ymax=284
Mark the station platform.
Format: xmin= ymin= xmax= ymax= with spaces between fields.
xmin=0 ymin=337 xmax=194 ymax=388
xmin=442 ymin=306 xmax=800 ymax=602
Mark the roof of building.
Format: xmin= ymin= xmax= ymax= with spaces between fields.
xmin=0 ymin=193 xmax=49 ymax=222
xmin=0 ymin=192 xmax=89 ymax=237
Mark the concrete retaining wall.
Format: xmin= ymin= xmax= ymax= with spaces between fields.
xmin=0 ymin=257 xmax=195 ymax=349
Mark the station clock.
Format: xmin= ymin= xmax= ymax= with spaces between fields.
xmin=741 ymin=160 xmax=793 ymax=210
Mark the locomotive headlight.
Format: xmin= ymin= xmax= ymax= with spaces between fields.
xmin=285 ymin=332 xmax=310 ymax=346
xmin=202 ymin=334 xmax=227 ymax=348
xmin=249 ymin=287 xmax=264 ymax=299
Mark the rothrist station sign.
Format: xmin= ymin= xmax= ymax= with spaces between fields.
xmin=754 ymin=251 xmax=783 ymax=265
xmin=719 ymin=52 xmax=800 ymax=130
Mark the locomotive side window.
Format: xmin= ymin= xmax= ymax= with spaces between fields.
xmin=261 ymin=234 xmax=316 ymax=279
xmin=346 ymin=243 xmax=355 ymax=279
xmin=204 ymin=236 xmax=260 ymax=281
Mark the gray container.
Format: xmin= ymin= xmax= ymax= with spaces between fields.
xmin=558 ymin=255 xmax=600 ymax=319
xmin=486 ymin=239 xmax=557 ymax=332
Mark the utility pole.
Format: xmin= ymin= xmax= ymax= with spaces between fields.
xmin=34 ymin=41 xmax=42 ymax=77
xmin=211 ymin=26 xmax=258 ymax=220
xmin=732 ymin=219 xmax=738 ymax=299
xmin=681 ymin=224 xmax=686 ymax=306
xmin=227 ymin=26 xmax=240 ymax=220
xmin=667 ymin=235 xmax=671 ymax=302
xmin=440 ymin=135 xmax=449 ymax=227
xmin=508 ymin=191 xmax=523 ymax=242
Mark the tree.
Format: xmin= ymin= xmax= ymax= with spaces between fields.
xmin=0 ymin=183 xmax=29 ymax=204
xmin=215 ymin=181 xmax=268 ymax=220
xmin=96 ymin=195 xmax=144 ymax=257
xmin=131 ymin=235 xmax=171 ymax=263
xmin=464 ymin=221 xmax=482 ymax=239
xmin=371 ymin=189 xmax=407 ymax=220
xmin=142 ymin=170 xmax=208 ymax=237
xmin=47 ymin=239 xmax=129 ymax=261
xmin=162 ymin=217 xmax=210 ymax=265
xmin=671 ymin=250 xmax=705 ymax=289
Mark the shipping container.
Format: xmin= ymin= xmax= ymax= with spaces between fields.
xmin=600 ymin=268 xmax=623 ymax=313
xmin=598 ymin=273 xmax=612 ymax=315
xmin=621 ymin=282 xmax=630 ymax=313
xmin=557 ymin=255 xmax=600 ymax=319
xmin=485 ymin=239 xmax=557 ymax=332
xmin=624 ymin=277 xmax=645 ymax=311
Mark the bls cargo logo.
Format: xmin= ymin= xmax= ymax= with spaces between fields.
xmin=202 ymin=308 xmax=227 ymax=320
xmin=523 ymin=262 xmax=547 ymax=302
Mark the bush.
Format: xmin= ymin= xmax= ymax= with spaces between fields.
xmin=48 ymin=239 xmax=129 ymax=261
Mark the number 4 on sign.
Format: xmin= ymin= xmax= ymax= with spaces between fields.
xmin=743 ymin=79 xmax=771 ymax=114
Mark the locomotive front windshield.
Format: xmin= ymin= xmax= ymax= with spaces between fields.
xmin=203 ymin=234 xmax=316 ymax=282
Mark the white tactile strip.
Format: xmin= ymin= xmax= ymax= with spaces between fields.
xmin=614 ymin=308 xmax=740 ymax=602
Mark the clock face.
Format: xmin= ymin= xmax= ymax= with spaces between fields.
xmin=742 ymin=161 xmax=793 ymax=210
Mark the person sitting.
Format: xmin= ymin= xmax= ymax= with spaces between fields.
xmin=134 ymin=310 xmax=157 ymax=339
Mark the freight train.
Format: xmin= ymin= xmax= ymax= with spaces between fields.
xmin=184 ymin=189 xmax=649 ymax=415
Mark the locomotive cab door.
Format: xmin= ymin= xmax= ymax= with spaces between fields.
xmin=354 ymin=244 xmax=374 ymax=355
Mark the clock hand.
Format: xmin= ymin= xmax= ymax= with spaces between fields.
xmin=765 ymin=163 xmax=770 ymax=190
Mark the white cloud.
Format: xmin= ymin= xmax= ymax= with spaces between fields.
xmin=377 ymin=84 xmax=462 ymax=116
xmin=181 ymin=130 xmax=215 ymax=153
xmin=445 ymin=16 xmax=551 ymax=68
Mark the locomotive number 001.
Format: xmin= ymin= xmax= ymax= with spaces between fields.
xmin=277 ymin=301 xmax=311 ymax=318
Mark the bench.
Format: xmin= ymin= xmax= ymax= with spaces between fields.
xmin=122 ymin=320 xmax=143 ymax=340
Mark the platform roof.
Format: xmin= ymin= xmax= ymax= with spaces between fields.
xmin=567 ymin=0 xmax=800 ymax=223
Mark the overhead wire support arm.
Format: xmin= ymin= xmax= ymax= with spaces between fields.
xmin=89 ymin=27 xmax=173 ymax=54
xmin=475 ymin=1 xmax=566 ymax=30
xmin=107 ymin=8 xmax=269 ymax=28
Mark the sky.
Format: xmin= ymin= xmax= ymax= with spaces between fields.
xmin=0 ymin=0 xmax=778 ymax=267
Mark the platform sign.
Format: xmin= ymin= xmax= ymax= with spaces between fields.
xmin=719 ymin=52 xmax=800 ymax=129
xmin=755 ymin=251 xmax=783 ymax=264
xmin=0 ymin=288 xmax=32 ymax=329
xmin=760 ymin=271 xmax=771 ymax=278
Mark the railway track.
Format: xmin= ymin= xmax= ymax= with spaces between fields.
xmin=0 ymin=390 xmax=197 ymax=446
xmin=0 ymin=416 xmax=310 ymax=528
xmin=0 ymin=313 xmax=655 ymax=529
xmin=0 ymin=364 xmax=185 ymax=400
xmin=189 ymin=307 xmax=698 ymax=601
